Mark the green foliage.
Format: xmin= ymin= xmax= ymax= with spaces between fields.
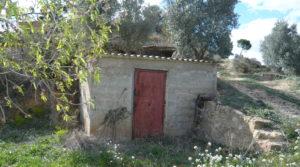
xmin=238 ymin=39 xmax=252 ymax=51
xmin=260 ymin=20 xmax=300 ymax=75
xmin=31 ymin=107 xmax=47 ymax=117
xmin=166 ymin=0 xmax=238 ymax=59
xmin=1 ymin=116 xmax=54 ymax=143
xmin=101 ymin=0 xmax=120 ymax=21
xmin=0 ymin=0 xmax=110 ymax=121
xmin=282 ymin=119 xmax=300 ymax=142
xmin=14 ymin=115 xmax=26 ymax=126
xmin=117 ymin=0 xmax=162 ymax=52
xmin=55 ymin=129 xmax=69 ymax=136
xmin=218 ymin=70 xmax=231 ymax=78
xmin=237 ymin=39 xmax=252 ymax=56
xmin=231 ymin=56 xmax=262 ymax=73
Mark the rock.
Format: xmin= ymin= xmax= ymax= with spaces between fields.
xmin=253 ymin=130 xmax=284 ymax=141
xmin=248 ymin=118 xmax=273 ymax=131
xmin=194 ymin=101 xmax=287 ymax=152
xmin=255 ymin=140 xmax=287 ymax=152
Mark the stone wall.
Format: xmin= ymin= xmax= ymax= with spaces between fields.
xmin=80 ymin=56 xmax=217 ymax=140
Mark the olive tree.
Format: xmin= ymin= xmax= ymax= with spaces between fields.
xmin=0 ymin=0 xmax=110 ymax=122
xmin=260 ymin=20 xmax=300 ymax=75
xmin=117 ymin=0 xmax=162 ymax=52
xmin=165 ymin=0 xmax=238 ymax=59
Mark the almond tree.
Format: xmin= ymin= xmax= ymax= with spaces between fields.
xmin=0 ymin=0 xmax=110 ymax=123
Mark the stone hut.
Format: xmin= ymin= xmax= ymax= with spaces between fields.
xmin=80 ymin=53 xmax=217 ymax=140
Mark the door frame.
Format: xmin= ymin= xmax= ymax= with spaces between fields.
xmin=132 ymin=68 xmax=168 ymax=139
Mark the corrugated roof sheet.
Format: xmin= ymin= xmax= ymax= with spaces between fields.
xmin=102 ymin=53 xmax=215 ymax=64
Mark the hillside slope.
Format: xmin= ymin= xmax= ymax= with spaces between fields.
xmin=218 ymin=72 xmax=300 ymax=121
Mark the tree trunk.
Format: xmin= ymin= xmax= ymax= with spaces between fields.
xmin=192 ymin=46 xmax=207 ymax=60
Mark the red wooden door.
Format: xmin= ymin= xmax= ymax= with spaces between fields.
xmin=133 ymin=69 xmax=167 ymax=138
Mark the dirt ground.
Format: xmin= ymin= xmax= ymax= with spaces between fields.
xmin=222 ymin=74 xmax=300 ymax=119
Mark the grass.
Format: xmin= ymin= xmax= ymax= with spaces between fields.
xmin=1 ymin=72 xmax=300 ymax=166
xmin=238 ymin=72 xmax=286 ymax=81
xmin=1 ymin=109 xmax=300 ymax=166
xmin=122 ymin=137 xmax=192 ymax=166
xmin=238 ymin=73 xmax=265 ymax=81
xmin=236 ymin=73 xmax=300 ymax=105
xmin=0 ymin=117 xmax=223 ymax=167
xmin=217 ymin=79 xmax=282 ymax=124
xmin=239 ymin=79 xmax=300 ymax=107
xmin=119 ymin=137 xmax=222 ymax=166
xmin=294 ymin=77 xmax=300 ymax=91
xmin=0 ymin=123 xmax=244 ymax=167
xmin=0 ymin=117 xmax=54 ymax=143
xmin=280 ymin=76 xmax=300 ymax=93
xmin=218 ymin=71 xmax=300 ymax=124
xmin=217 ymin=79 xmax=271 ymax=111
xmin=1 ymin=126 xmax=300 ymax=167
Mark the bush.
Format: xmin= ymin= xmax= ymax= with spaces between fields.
xmin=231 ymin=56 xmax=262 ymax=73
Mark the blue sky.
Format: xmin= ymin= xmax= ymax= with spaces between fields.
xmin=235 ymin=3 xmax=286 ymax=25
xmin=16 ymin=0 xmax=300 ymax=62
xmin=231 ymin=0 xmax=300 ymax=62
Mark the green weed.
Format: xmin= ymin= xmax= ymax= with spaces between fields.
xmin=245 ymin=107 xmax=282 ymax=124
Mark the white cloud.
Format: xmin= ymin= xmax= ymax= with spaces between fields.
xmin=241 ymin=0 xmax=300 ymax=23
xmin=286 ymin=10 xmax=300 ymax=23
xmin=231 ymin=18 xmax=278 ymax=62
xmin=241 ymin=0 xmax=300 ymax=12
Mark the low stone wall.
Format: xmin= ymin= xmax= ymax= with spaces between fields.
xmin=194 ymin=102 xmax=286 ymax=152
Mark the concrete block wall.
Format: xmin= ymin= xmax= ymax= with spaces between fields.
xmin=80 ymin=57 xmax=217 ymax=140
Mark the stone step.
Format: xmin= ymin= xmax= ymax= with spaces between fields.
xmin=253 ymin=130 xmax=285 ymax=142
xmin=249 ymin=118 xmax=273 ymax=130
xmin=255 ymin=139 xmax=287 ymax=152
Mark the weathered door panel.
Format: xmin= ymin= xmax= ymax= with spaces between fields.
xmin=133 ymin=69 xmax=167 ymax=138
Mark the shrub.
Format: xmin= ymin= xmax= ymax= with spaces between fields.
xmin=231 ymin=56 xmax=262 ymax=73
xmin=14 ymin=115 xmax=26 ymax=126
